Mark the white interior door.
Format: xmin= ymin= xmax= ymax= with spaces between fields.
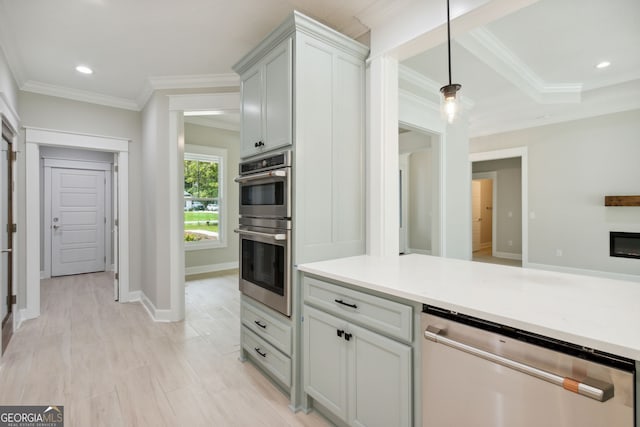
xmin=51 ymin=168 xmax=106 ymax=277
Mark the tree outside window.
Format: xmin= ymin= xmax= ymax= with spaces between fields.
xmin=184 ymin=153 xmax=223 ymax=245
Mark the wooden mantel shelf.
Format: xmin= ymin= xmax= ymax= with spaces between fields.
xmin=604 ymin=195 xmax=640 ymax=206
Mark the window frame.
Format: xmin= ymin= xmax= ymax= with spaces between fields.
xmin=184 ymin=144 xmax=227 ymax=251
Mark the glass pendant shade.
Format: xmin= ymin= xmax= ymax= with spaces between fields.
xmin=440 ymin=83 xmax=461 ymax=123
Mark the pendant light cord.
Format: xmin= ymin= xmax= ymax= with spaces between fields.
xmin=446 ymin=0 xmax=452 ymax=85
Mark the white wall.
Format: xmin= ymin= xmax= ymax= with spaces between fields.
xmin=471 ymin=110 xmax=640 ymax=277
xmin=184 ymin=123 xmax=240 ymax=273
xmin=473 ymin=157 xmax=522 ymax=256
xmin=17 ymin=91 xmax=143 ymax=308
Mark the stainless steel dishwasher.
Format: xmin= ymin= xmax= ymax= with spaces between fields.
xmin=421 ymin=305 xmax=636 ymax=427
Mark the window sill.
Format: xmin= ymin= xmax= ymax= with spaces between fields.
xmin=185 ymin=241 xmax=227 ymax=251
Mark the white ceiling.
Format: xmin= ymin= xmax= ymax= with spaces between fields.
xmin=1 ymin=0 xmax=639 ymax=137
xmin=401 ymin=0 xmax=640 ymax=136
xmin=0 ymin=0 xmax=378 ymax=110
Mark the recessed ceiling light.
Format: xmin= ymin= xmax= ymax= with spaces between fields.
xmin=595 ymin=61 xmax=611 ymax=69
xmin=75 ymin=65 xmax=93 ymax=74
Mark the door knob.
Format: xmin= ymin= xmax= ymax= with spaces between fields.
xmin=53 ymin=225 xmax=60 ymax=230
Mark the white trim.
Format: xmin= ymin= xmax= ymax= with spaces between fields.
xmin=43 ymin=158 xmax=112 ymax=170
xmin=127 ymin=290 xmax=142 ymax=301
xmin=472 ymin=171 xmax=497 ymax=256
xmin=0 ymin=92 xmax=20 ymax=131
xmin=169 ymin=92 xmax=240 ymax=113
xmin=398 ymin=65 xmax=476 ymax=110
xmin=21 ymin=80 xmax=139 ymax=111
xmin=184 ymin=116 xmax=240 ymax=132
xmin=138 ymin=74 xmax=240 ymax=110
xmin=24 ymin=128 xmax=131 ymax=320
xmin=457 ymin=28 xmax=582 ymax=104
xmin=407 ymin=249 xmax=432 ymax=256
xmin=527 ymin=263 xmax=640 ymax=283
xmin=185 ymin=262 xmax=239 ymax=276
xmin=494 ymin=251 xmax=522 ymax=260
xmin=141 ymin=292 xmax=173 ymax=322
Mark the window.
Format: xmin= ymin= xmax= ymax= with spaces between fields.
xmin=184 ymin=145 xmax=226 ymax=249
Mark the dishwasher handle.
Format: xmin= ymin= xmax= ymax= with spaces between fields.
xmin=424 ymin=326 xmax=614 ymax=402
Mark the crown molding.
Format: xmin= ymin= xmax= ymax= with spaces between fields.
xmin=137 ymin=73 xmax=240 ymax=110
xmin=458 ymin=27 xmax=582 ymax=104
xmin=21 ymin=81 xmax=140 ymax=111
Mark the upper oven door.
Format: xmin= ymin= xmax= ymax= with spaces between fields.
xmin=236 ymin=168 xmax=290 ymax=219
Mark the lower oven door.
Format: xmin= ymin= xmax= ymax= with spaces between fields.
xmin=236 ymin=225 xmax=291 ymax=317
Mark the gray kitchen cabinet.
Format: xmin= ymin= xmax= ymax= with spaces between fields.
xmin=238 ymin=38 xmax=292 ymax=158
xmin=304 ymin=304 xmax=412 ymax=427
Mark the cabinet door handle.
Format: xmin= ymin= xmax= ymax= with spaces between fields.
xmin=337 ymin=329 xmax=344 ymax=338
xmin=254 ymin=141 xmax=264 ymax=148
xmin=335 ymin=299 xmax=358 ymax=309
xmin=254 ymin=347 xmax=267 ymax=358
xmin=344 ymin=333 xmax=353 ymax=341
xmin=254 ymin=320 xmax=267 ymax=329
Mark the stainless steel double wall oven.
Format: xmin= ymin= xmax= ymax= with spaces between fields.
xmin=235 ymin=151 xmax=292 ymax=316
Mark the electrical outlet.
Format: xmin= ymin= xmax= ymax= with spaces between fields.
xmin=529 ymin=211 xmax=536 ymax=220
xmin=508 ymin=211 xmax=513 ymax=218
xmin=556 ymin=249 xmax=563 ymax=257
xmin=508 ymin=240 xmax=513 ymax=246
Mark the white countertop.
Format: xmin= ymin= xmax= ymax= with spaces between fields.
xmin=297 ymin=254 xmax=640 ymax=361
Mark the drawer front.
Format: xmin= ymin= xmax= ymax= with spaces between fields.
xmin=241 ymin=326 xmax=291 ymax=387
xmin=303 ymin=276 xmax=412 ymax=343
xmin=241 ymin=297 xmax=292 ymax=355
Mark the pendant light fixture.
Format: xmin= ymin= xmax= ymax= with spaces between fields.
xmin=440 ymin=0 xmax=461 ymax=123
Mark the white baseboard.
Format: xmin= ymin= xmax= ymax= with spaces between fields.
xmin=15 ymin=308 xmax=39 ymax=330
xmin=494 ymin=251 xmax=523 ymax=261
xmin=185 ymin=261 xmax=239 ymax=276
xmin=526 ymin=263 xmax=640 ymax=282
xmin=126 ymin=290 xmax=142 ymax=302
xmin=140 ymin=292 xmax=173 ymax=322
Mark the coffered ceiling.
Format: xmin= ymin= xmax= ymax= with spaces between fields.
xmin=401 ymin=0 xmax=640 ymax=136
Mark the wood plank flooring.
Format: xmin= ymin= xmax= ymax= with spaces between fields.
xmin=0 ymin=271 xmax=329 ymax=427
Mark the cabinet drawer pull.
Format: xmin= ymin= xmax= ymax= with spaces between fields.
xmin=254 ymin=347 xmax=267 ymax=358
xmin=335 ymin=299 xmax=358 ymax=309
xmin=337 ymin=329 xmax=344 ymax=338
xmin=344 ymin=333 xmax=353 ymax=341
xmin=254 ymin=320 xmax=267 ymax=329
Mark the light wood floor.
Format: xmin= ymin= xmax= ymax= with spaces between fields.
xmin=472 ymin=246 xmax=522 ymax=267
xmin=0 ymin=271 xmax=329 ymax=427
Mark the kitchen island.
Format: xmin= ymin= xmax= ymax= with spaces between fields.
xmin=298 ymin=253 xmax=640 ymax=360
xmin=297 ymin=253 xmax=639 ymax=426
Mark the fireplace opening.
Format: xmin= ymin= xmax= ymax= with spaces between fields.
xmin=610 ymin=232 xmax=640 ymax=259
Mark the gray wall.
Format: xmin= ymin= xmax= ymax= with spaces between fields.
xmin=18 ymin=91 xmax=143 ymax=305
xmin=184 ymin=123 xmax=240 ymax=271
xmin=0 ymin=47 xmax=18 ymax=109
xmin=473 ymin=157 xmax=522 ymax=256
xmin=471 ymin=110 xmax=640 ymax=277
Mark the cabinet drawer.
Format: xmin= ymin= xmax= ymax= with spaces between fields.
xmin=241 ymin=297 xmax=292 ymax=355
xmin=303 ymin=277 xmax=412 ymax=343
xmin=241 ymin=326 xmax=291 ymax=387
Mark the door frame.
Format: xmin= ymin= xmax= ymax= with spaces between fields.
xmin=471 ymin=172 xmax=497 ymax=256
xmin=43 ymin=159 xmax=112 ymax=279
xmin=25 ymin=127 xmax=130 ymax=320
xmin=469 ymin=147 xmax=528 ymax=266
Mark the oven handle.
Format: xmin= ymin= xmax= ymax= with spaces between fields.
xmin=424 ymin=326 xmax=614 ymax=402
xmin=234 ymin=228 xmax=287 ymax=241
xmin=234 ymin=169 xmax=287 ymax=183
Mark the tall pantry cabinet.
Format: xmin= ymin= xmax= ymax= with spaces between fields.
xmin=232 ymin=11 xmax=369 ymax=412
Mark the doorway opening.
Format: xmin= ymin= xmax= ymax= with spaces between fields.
xmin=398 ymin=125 xmax=441 ymax=256
xmin=24 ymin=128 xmax=130 ymax=321
xmin=1 ymin=119 xmax=16 ymax=354
xmin=470 ymin=149 xmax=527 ymax=267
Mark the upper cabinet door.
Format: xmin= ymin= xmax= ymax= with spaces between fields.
xmin=239 ymin=38 xmax=292 ymax=159
xmin=240 ymin=66 xmax=263 ymax=156
xmin=263 ymin=38 xmax=292 ymax=153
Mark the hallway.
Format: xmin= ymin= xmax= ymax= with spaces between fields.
xmin=0 ymin=272 xmax=327 ymax=427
